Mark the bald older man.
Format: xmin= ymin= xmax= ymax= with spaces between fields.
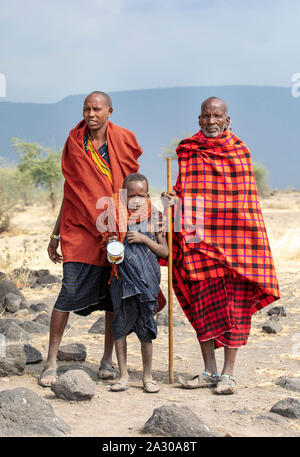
xmin=39 ymin=91 xmax=143 ymax=387
xmin=162 ymin=97 xmax=280 ymax=394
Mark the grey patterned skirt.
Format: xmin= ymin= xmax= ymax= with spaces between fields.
xmin=53 ymin=262 xmax=113 ymax=315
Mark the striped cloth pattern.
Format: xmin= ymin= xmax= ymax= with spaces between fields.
xmin=173 ymin=129 xmax=280 ymax=311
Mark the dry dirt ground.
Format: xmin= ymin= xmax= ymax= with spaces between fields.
xmin=0 ymin=191 xmax=300 ymax=437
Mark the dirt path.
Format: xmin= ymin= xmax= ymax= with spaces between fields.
xmin=0 ymin=192 xmax=300 ymax=437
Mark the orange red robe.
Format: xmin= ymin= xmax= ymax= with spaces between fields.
xmin=60 ymin=120 xmax=142 ymax=266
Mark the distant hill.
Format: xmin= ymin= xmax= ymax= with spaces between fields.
xmin=0 ymin=86 xmax=299 ymax=189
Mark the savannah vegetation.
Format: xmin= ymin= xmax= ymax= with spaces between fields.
xmin=0 ymin=136 xmax=270 ymax=234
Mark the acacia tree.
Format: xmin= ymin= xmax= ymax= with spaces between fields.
xmin=12 ymin=138 xmax=62 ymax=209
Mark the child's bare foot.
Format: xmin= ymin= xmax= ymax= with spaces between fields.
xmin=110 ymin=378 xmax=129 ymax=392
xmin=143 ymin=378 xmax=160 ymax=393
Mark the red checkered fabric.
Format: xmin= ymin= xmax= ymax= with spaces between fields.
xmin=173 ymin=263 xmax=258 ymax=348
xmin=171 ymin=129 xmax=280 ymax=347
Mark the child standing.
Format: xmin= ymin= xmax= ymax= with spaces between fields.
xmin=106 ymin=173 xmax=168 ymax=393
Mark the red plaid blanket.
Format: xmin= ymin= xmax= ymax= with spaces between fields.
xmin=173 ymin=129 xmax=280 ymax=313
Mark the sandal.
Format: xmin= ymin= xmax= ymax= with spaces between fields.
xmin=110 ymin=379 xmax=129 ymax=392
xmin=98 ymin=363 xmax=116 ymax=380
xmin=38 ymin=368 xmax=58 ymax=388
xmin=178 ymin=371 xmax=219 ymax=389
xmin=143 ymin=380 xmax=160 ymax=393
xmin=215 ymin=374 xmax=237 ymax=395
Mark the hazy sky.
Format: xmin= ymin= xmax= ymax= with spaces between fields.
xmin=1 ymin=0 xmax=300 ymax=102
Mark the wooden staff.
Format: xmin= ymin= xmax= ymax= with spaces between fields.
xmin=167 ymin=157 xmax=174 ymax=384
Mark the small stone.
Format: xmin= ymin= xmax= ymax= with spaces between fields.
xmin=143 ymin=404 xmax=222 ymax=437
xmin=270 ymin=397 xmax=300 ymax=419
xmin=32 ymin=312 xmax=50 ymax=326
xmin=57 ymin=343 xmax=87 ymax=362
xmin=24 ymin=344 xmax=43 ymax=364
xmin=0 ymin=319 xmax=29 ymax=342
xmin=0 ymin=280 xmax=27 ymax=308
xmin=18 ymin=321 xmax=48 ymax=335
xmin=35 ymin=269 xmax=50 ymax=277
xmin=35 ymin=275 xmax=61 ymax=286
xmin=88 ymin=316 xmax=106 ymax=334
xmin=51 ymin=369 xmax=95 ymax=401
xmin=29 ymin=303 xmax=48 ymax=313
xmin=276 ymin=376 xmax=300 ymax=393
xmin=262 ymin=317 xmax=283 ymax=334
xmin=267 ymin=306 xmax=287 ymax=317
xmin=0 ymin=344 xmax=26 ymax=377
xmin=4 ymin=293 xmax=22 ymax=313
xmin=255 ymin=413 xmax=282 ymax=423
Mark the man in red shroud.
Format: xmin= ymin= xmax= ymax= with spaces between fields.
xmin=162 ymin=97 xmax=280 ymax=394
xmin=39 ymin=91 xmax=143 ymax=387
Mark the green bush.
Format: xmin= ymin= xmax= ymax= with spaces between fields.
xmin=253 ymin=162 xmax=269 ymax=197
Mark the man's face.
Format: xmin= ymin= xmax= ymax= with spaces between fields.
xmin=199 ymin=99 xmax=230 ymax=138
xmin=83 ymin=94 xmax=113 ymax=131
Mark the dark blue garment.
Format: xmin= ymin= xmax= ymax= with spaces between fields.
xmin=83 ymin=134 xmax=110 ymax=166
xmin=110 ymin=224 xmax=161 ymax=343
xmin=54 ymin=262 xmax=113 ymax=314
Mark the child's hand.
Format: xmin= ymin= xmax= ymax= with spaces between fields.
xmin=161 ymin=190 xmax=176 ymax=208
xmin=127 ymin=231 xmax=146 ymax=244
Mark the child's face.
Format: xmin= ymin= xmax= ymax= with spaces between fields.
xmin=125 ymin=180 xmax=149 ymax=211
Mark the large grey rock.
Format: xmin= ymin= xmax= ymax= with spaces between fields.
xmin=18 ymin=321 xmax=49 ymax=335
xmin=143 ymin=404 xmax=223 ymax=437
xmin=276 ymin=377 xmax=300 ymax=393
xmin=51 ymin=369 xmax=95 ymax=401
xmin=0 ymin=387 xmax=71 ymax=436
xmin=270 ymin=397 xmax=300 ymax=419
xmin=88 ymin=316 xmax=106 ymax=334
xmin=57 ymin=343 xmax=87 ymax=362
xmin=0 ymin=319 xmax=29 ymax=342
xmin=262 ymin=316 xmax=283 ymax=334
xmin=4 ymin=293 xmax=22 ymax=313
xmin=57 ymin=363 xmax=98 ymax=382
xmin=0 ymin=280 xmax=27 ymax=307
xmin=24 ymin=344 xmax=43 ymax=364
xmin=0 ymin=344 xmax=26 ymax=376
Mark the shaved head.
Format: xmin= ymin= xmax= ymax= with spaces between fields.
xmin=84 ymin=91 xmax=112 ymax=107
xmin=199 ymin=97 xmax=230 ymax=138
xmin=201 ymin=97 xmax=228 ymax=115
